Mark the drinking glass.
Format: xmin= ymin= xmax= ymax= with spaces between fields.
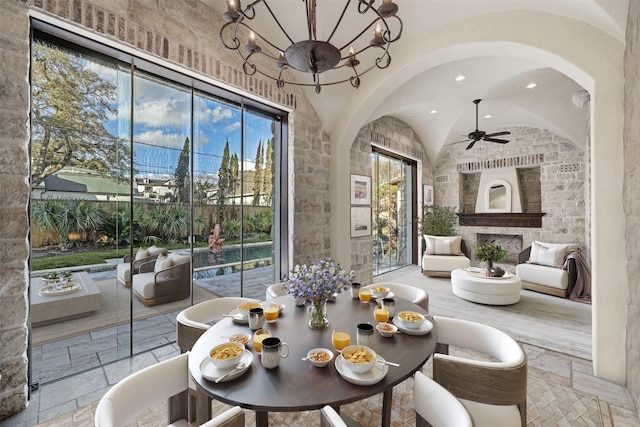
xmin=264 ymin=304 xmax=280 ymax=322
xmin=331 ymin=329 xmax=351 ymax=351
xmin=358 ymin=288 xmax=371 ymax=303
xmin=252 ymin=328 xmax=272 ymax=353
xmin=374 ymin=305 xmax=389 ymax=323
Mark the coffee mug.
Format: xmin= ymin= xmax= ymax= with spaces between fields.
xmin=350 ymin=282 xmax=362 ymax=299
xmin=249 ymin=307 xmax=265 ymax=330
xmin=260 ymin=337 xmax=289 ymax=369
xmin=356 ymin=323 xmax=374 ymax=347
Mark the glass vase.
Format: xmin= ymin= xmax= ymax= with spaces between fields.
xmin=308 ymin=300 xmax=329 ymax=329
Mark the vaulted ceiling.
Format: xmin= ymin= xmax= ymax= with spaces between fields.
xmin=202 ymin=0 xmax=628 ymax=164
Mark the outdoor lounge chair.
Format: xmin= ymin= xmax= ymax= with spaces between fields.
xmin=116 ymin=245 xmax=167 ymax=288
xmin=131 ymin=252 xmax=190 ymax=306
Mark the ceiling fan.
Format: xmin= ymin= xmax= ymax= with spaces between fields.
xmin=463 ymin=99 xmax=511 ymax=150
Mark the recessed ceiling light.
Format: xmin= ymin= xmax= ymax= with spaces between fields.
xmin=526 ymin=82 xmax=538 ymax=89
xmin=455 ymin=75 xmax=466 ymax=82
xmin=429 ymin=110 xmax=438 ymax=114
xmin=484 ymin=114 xmax=492 ymax=119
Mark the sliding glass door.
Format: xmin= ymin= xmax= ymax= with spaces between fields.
xmin=372 ymin=150 xmax=414 ymax=275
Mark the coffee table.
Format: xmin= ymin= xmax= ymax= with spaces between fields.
xmin=189 ymin=293 xmax=437 ymax=427
xmin=451 ymin=268 xmax=521 ymax=305
xmin=30 ymin=271 xmax=101 ymax=325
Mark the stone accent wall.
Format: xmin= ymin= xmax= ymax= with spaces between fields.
xmin=624 ymin=0 xmax=640 ymax=414
xmin=0 ymin=0 xmax=30 ymax=418
xmin=350 ymin=116 xmax=431 ymax=284
xmin=436 ymin=126 xmax=589 ymax=267
xmin=0 ymin=0 xmax=329 ymax=418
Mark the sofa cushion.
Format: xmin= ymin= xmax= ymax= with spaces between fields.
xmin=154 ymin=254 xmax=173 ymax=278
xmin=529 ymin=241 xmax=578 ymax=268
xmin=424 ymin=235 xmax=463 ymax=255
xmin=132 ymin=272 xmax=156 ymax=300
xmin=516 ymin=262 xmax=569 ymax=290
xmin=135 ymin=247 xmax=149 ymax=261
xmin=422 ymin=254 xmax=470 ymax=272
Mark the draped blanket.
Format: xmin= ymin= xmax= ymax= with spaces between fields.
xmin=564 ymin=250 xmax=591 ymax=304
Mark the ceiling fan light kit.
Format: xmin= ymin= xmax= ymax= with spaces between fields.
xmin=464 ymin=99 xmax=511 ymax=150
xmin=220 ymin=0 xmax=403 ymax=94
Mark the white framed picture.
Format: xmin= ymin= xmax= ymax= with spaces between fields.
xmin=423 ymin=184 xmax=434 ymax=206
xmin=351 ymin=174 xmax=371 ymax=205
xmin=350 ymin=206 xmax=372 ymax=237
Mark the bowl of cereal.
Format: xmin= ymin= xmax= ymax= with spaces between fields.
xmin=376 ymin=322 xmax=398 ymax=337
xmin=370 ymin=285 xmax=390 ymax=299
xmin=340 ymin=345 xmax=377 ymax=374
xmin=237 ymin=301 xmax=261 ymax=318
xmin=228 ymin=332 xmax=251 ymax=348
xmin=306 ymin=348 xmax=334 ymax=367
xmin=396 ymin=311 xmax=425 ymax=330
xmin=209 ymin=342 xmax=245 ymax=369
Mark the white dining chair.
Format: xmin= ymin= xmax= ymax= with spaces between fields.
xmin=365 ymin=282 xmax=429 ymax=311
xmin=265 ymin=282 xmax=288 ymax=300
xmin=176 ymin=296 xmax=260 ymax=421
xmin=414 ymin=371 xmax=472 ymax=427
xmin=319 ymin=405 xmax=361 ymax=427
xmin=94 ymin=352 xmax=244 ymax=427
xmin=432 ymin=316 xmax=527 ymax=427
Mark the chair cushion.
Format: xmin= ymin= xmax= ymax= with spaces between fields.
xmin=132 ymin=272 xmax=156 ymax=299
xmin=424 ymin=235 xmax=463 ymax=255
xmin=460 ymin=399 xmax=521 ymax=427
xmin=422 ymin=254 xmax=470 ymax=272
xmin=516 ymin=262 xmax=568 ymax=290
xmin=117 ymin=263 xmax=131 ymax=283
xmin=529 ymin=241 xmax=579 ymax=268
xmin=135 ymin=247 xmax=150 ymax=261
xmin=155 ymin=254 xmax=173 ymax=278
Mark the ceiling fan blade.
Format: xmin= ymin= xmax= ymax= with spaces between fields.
xmin=466 ymin=140 xmax=477 ymax=150
xmin=485 ymin=131 xmax=511 ymax=137
xmin=483 ymin=137 xmax=509 ymax=143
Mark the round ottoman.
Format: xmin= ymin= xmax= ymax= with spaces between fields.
xmin=451 ymin=268 xmax=521 ymax=305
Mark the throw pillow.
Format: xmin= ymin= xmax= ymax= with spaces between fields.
xmin=424 ymin=235 xmax=463 ymax=255
xmin=135 ymin=247 xmax=149 ymax=261
xmin=529 ymin=241 xmax=572 ymax=268
xmin=154 ymin=254 xmax=173 ymax=278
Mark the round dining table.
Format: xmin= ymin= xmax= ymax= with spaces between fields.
xmin=189 ymin=292 xmax=437 ymax=427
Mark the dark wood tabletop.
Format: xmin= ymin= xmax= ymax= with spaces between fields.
xmin=189 ymin=292 xmax=437 ymax=427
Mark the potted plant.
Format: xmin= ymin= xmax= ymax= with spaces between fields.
xmin=475 ymin=242 xmax=507 ymax=277
xmin=418 ymin=205 xmax=458 ymax=236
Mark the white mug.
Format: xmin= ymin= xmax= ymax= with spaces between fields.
xmin=249 ymin=307 xmax=265 ymax=330
xmin=260 ymin=337 xmax=289 ymax=369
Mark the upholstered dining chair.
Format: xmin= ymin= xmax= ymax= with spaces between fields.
xmin=176 ymin=296 xmax=260 ymax=422
xmin=431 ymin=316 xmax=527 ymax=427
xmin=364 ymin=282 xmax=429 ymax=311
xmin=414 ymin=371 xmax=472 ymax=427
xmin=265 ymin=282 xmax=287 ymax=300
xmin=319 ymin=405 xmax=362 ymax=427
xmin=94 ymin=352 xmax=244 ymax=427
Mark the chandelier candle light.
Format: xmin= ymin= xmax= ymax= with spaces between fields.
xmin=282 ymin=258 xmax=354 ymax=329
xmin=220 ymin=0 xmax=403 ymax=93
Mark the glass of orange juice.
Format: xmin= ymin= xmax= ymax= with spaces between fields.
xmin=374 ymin=305 xmax=389 ymax=323
xmin=252 ymin=328 xmax=271 ymax=353
xmin=358 ymin=288 xmax=371 ymax=303
xmin=331 ymin=329 xmax=351 ymax=351
xmin=264 ymin=304 xmax=280 ymax=322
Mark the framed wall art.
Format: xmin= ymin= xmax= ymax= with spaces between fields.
xmin=351 ymin=174 xmax=371 ymax=205
xmin=423 ymin=184 xmax=434 ymax=206
xmin=350 ymin=206 xmax=372 ymax=237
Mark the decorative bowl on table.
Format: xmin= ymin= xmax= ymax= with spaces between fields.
xmin=376 ymin=322 xmax=398 ymax=337
xmin=228 ymin=332 xmax=251 ymax=348
xmin=340 ymin=345 xmax=377 ymax=374
xmin=306 ymin=348 xmax=334 ymax=367
xmin=370 ymin=285 xmax=390 ymax=299
xmin=396 ymin=311 xmax=425 ymax=330
xmin=209 ymin=342 xmax=245 ymax=369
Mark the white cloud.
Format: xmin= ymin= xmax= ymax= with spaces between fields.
xmin=135 ymin=130 xmax=186 ymax=148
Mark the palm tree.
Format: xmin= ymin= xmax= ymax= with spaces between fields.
xmin=32 ymin=198 xmax=104 ymax=250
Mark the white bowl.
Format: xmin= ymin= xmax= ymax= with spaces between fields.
xmin=370 ymin=285 xmax=390 ymax=299
xmin=396 ymin=311 xmax=425 ymax=330
xmin=237 ymin=301 xmax=261 ymax=318
xmin=340 ymin=345 xmax=377 ymax=374
xmin=228 ymin=332 xmax=251 ymax=347
xmin=376 ymin=322 xmax=398 ymax=337
xmin=209 ymin=342 xmax=245 ymax=369
xmin=306 ymin=348 xmax=334 ymax=367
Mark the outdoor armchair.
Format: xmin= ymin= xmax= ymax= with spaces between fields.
xmin=116 ymin=245 xmax=167 ymax=288
xmin=131 ymin=252 xmax=190 ymax=306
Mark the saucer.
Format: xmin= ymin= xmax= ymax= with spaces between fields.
xmin=392 ymin=316 xmax=433 ymax=335
xmin=228 ymin=308 xmax=248 ymax=324
xmin=39 ymin=282 xmax=81 ymax=296
xmin=335 ymin=354 xmax=388 ymax=386
xmin=199 ymin=349 xmax=253 ymax=383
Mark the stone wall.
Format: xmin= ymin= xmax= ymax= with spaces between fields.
xmin=0 ymin=0 xmax=329 ymax=418
xmin=350 ymin=116 xmax=431 ymax=284
xmin=624 ymin=0 xmax=640 ymax=414
xmin=436 ymin=126 xmax=589 ymax=267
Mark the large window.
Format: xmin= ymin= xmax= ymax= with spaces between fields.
xmin=29 ymin=24 xmax=288 ymax=385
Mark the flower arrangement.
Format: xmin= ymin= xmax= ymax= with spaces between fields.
xmin=282 ymin=258 xmax=354 ymax=303
xmin=475 ymin=242 xmax=507 ymax=263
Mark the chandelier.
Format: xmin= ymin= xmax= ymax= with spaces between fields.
xmin=220 ymin=0 xmax=403 ymax=93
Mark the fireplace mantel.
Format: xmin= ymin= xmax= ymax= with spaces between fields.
xmin=457 ymin=213 xmax=546 ymax=228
